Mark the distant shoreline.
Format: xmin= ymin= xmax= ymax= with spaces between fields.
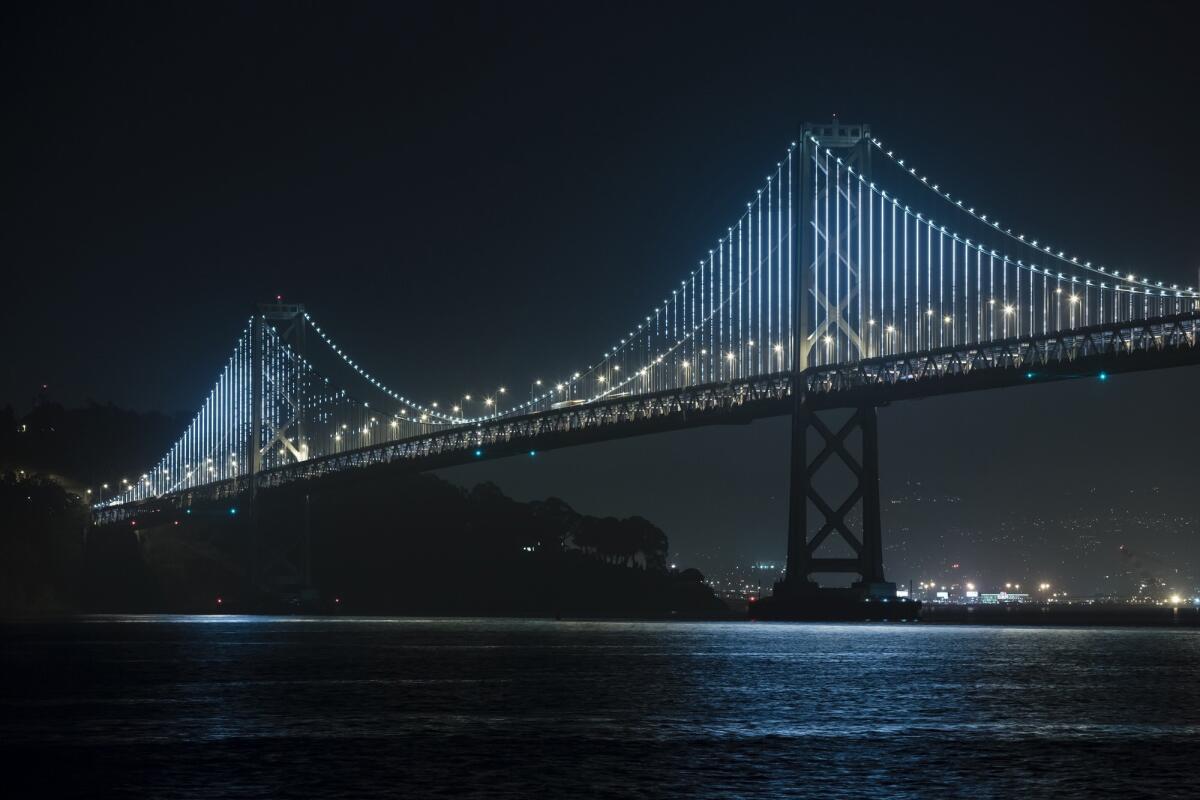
xmin=918 ymin=603 xmax=1199 ymax=627
xmin=3 ymin=606 xmax=1198 ymax=628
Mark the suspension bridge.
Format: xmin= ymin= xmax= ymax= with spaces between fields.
xmin=94 ymin=120 xmax=1200 ymax=604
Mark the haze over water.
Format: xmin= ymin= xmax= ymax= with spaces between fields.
xmin=3 ymin=618 xmax=1198 ymax=798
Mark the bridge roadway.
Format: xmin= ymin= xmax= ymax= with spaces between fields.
xmin=94 ymin=311 xmax=1198 ymax=524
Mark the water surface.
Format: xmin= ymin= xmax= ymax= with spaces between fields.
xmin=3 ymin=617 xmax=1197 ymax=798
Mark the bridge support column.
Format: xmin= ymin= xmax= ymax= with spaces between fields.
xmin=782 ymin=400 xmax=892 ymax=598
xmin=247 ymin=302 xmax=314 ymax=606
xmin=752 ymin=118 xmax=909 ymax=619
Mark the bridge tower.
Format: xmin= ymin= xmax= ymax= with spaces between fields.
xmin=781 ymin=119 xmax=896 ymax=606
xmin=249 ymin=301 xmax=313 ymax=598
xmin=251 ymin=301 xmax=309 ymax=470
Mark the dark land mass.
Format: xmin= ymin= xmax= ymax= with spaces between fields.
xmin=2 ymin=400 xmax=727 ymax=618
xmin=0 ymin=472 xmax=87 ymax=615
xmin=81 ymin=468 xmax=729 ymax=619
xmin=4 ymin=466 xmax=729 ymax=619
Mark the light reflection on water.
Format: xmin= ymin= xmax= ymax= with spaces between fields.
xmin=3 ymin=617 xmax=1198 ymax=798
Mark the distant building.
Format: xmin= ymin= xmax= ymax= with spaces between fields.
xmin=979 ymin=592 xmax=1030 ymax=604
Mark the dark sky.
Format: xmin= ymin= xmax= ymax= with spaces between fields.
xmin=4 ymin=2 xmax=1198 ymax=593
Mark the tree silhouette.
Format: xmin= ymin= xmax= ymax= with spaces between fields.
xmin=621 ymin=516 xmax=668 ymax=572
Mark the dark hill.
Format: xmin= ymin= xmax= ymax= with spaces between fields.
xmin=3 ymin=399 xmax=726 ymax=618
xmin=85 ymin=468 xmax=728 ymax=618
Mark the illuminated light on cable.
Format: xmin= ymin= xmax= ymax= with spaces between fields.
xmin=868 ymin=133 xmax=1184 ymax=291
xmin=95 ymin=136 xmax=1200 ymax=515
xmin=1098 ymin=372 xmax=1108 ymax=381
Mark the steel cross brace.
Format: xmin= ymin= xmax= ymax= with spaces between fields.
xmin=786 ymin=402 xmax=885 ymax=585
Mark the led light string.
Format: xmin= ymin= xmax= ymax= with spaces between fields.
xmin=97 ymin=323 xmax=257 ymax=507
xmin=99 ymin=133 xmax=1199 ymax=510
xmin=264 ymin=328 xmax=449 ymax=460
xmin=865 ymin=133 xmax=1198 ymax=298
xmin=301 ymin=143 xmax=799 ymax=424
xmin=580 ymin=158 xmax=796 ymax=404
xmin=806 ymin=138 xmax=1190 ymax=365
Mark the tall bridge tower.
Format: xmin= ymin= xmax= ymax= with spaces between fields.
xmin=782 ymin=119 xmax=894 ymax=604
xmin=250 ymin=301 xmax=312 ymax=596
xmin=250 ymin=301 xmax=309 ymax=475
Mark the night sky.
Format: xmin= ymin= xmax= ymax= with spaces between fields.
xmin=5 ymin=2 xmax=1198 ymax=591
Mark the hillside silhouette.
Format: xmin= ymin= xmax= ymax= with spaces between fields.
xmin=3 ymin=400 xmax=726 ymax=618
